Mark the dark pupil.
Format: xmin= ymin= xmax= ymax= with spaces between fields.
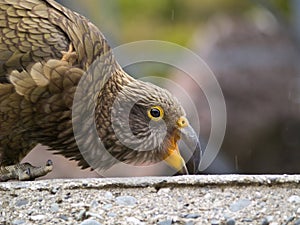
xmin=150 ymin=108 xmax=160 ymax=118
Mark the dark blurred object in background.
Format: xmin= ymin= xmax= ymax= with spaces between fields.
xmin=172 ymin=12 xmax=300 ymax=173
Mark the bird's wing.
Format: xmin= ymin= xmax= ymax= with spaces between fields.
xmin=0 ymin=0 xmax=68 ymax=81
xmin=0 ymin=0 xmax=113 ymax=82
xmin=6 ymin=57 xmax=118 ymax=169
xmin=0 ymin=0 xmax=120 ymax=169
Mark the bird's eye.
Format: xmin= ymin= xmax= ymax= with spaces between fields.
xmin=148 ymin=106 xmax=164 ymax=121
xmin=150 ymin=108 xmax=160 ymax=117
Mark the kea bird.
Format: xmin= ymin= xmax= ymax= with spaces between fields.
xmin=0 ymin=0 xmax=201 ymax=181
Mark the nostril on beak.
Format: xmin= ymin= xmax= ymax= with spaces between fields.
xmin=177 ymin=116 xmax=189 ymax=128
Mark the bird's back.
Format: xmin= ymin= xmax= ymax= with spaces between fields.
xmin=0 ymin=0 xmax=112 ymax=82
xmin=0 ymin=0 xmax=115 ymax=167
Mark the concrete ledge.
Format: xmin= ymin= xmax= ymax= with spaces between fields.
xmin=1 ymin=175 xmax=300 ymax=224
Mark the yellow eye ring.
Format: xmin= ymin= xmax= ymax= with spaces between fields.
xmin=147 ymin=106 xmax=164 ymax=121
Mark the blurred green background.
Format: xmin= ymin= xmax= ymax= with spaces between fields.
xmin=56 ymin=0 xmax=298 ymax=79
xmin=57 ymin=0 xmax=289 ymax=45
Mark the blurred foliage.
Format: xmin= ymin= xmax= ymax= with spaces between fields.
xmin=270 ymin=0 xmax=291 ymax=17
xmin=59 ymin=0 xmax=294 ymax=45
xmin=58 ymin=0 xmax=295 ymax=78
xmin=61 ymin=0 xmax=253 ymax=45
xmin=105 ymin=0 xmax=252 ymax=45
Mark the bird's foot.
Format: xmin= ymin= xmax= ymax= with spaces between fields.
xmin=61 ymin=44 xmax=77 ymax=65
xmin=0 ymin=160 xmax=53 ymax=182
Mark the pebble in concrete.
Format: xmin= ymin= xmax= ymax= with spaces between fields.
xmin=288 ymin=195 xmax=300 ymax=204
xmin=157 ymin=219 xmax=173 ymax=225
xmin=115 ymin=195 xmax=137 ymax=206
xmin=261 ymin=216 xmax=273 ymax=225
xmin=126 ymin=217 xmax=145 ymax=225
xmin=15 ymin=199 xmax=29 ymax=207
xmin=80 ymin=219 xmax=102 ymax=225
xmin=294 ymin=218 xmax=300 ymax=225
xmin=12 ymin=219 xmax=25 ymax=225
xmin=107 ymin=212 xmax=117 ymax=217
xmin=30 ymin=215 xmax=46 ymax=221
xmin=183 ymin=213 xmax=201 ymax=219
xmin=229 ymin=199 xmax=251 ymax=212
xmin=104 ymin=191 xmax=114 ymax=200
xmin=50 ymin=203 xmax=59 ymax=213
xmin=226 ymin=218 xmax=236 ymax=225
xmin=59 ymin=215 xmax=69 ymax=221
xmin=211 ymin=219 xmax=220 ymax=225
xmin=185 ymin=221 xmax=195 ymax=225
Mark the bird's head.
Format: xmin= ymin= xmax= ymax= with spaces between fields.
xmin=95 ymin=74 xmax=201 ymax=174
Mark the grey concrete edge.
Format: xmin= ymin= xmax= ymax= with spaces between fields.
xmin=1 ymin=175 xmax=300 ymax=191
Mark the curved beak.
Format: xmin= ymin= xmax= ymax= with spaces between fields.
xmin=179 ymin=124 xmax=202 ymax=174
xmin=164 ymin=117 xmax=202 ymax=175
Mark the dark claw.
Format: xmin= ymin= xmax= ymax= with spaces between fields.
xmin=25 ymin=168 xmax=31 ymax=176
xmin=46 ymin=159 xmax=53 ymax=166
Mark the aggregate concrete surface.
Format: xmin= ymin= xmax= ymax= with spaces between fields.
xmin=1 ymin=175 xmax=300 ymax=225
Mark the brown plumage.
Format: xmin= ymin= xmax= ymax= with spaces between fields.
xmin=0 ymin=0 xmax=201 ymax=180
